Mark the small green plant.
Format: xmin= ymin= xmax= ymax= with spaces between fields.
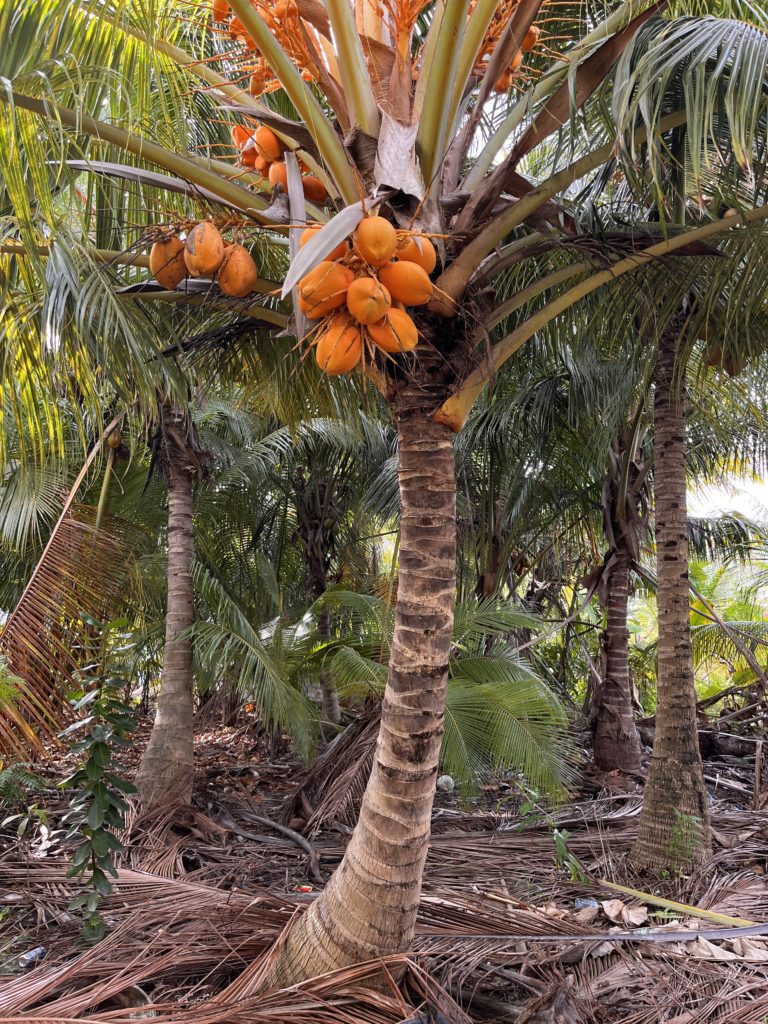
xmin=553 ymin=827 xmax=590 ymax=884
xmin=0 ymin=654 xmax=25 ymax=709
xmin=0 ymin=765 xmax=49 ymax=845
xmin=0 ymin=764 xmax=47 ymax=807
xmin=60 ymin=618 xmax=137 ymax=942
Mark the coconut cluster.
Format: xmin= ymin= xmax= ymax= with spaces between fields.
xmin=231 ymin=123 xmax=328 ymax=204
xmin=298 ymin=215 xmax=438 ymax=376
xmin=149 ymin=223 xmax=259 ymax=298
xmin=492 ymin=25 xmax=540 ymax=92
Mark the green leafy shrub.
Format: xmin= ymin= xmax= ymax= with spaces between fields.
xmin=60 ymin=618 xmax=137 ymax=941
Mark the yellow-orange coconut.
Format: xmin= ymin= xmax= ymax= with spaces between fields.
xmin=298 ymin=262 xmax=354 ymax=312
xmin=241 ymin=146 xmax=258 ymax=168
xmin=346 ymin=276 xmax=391 ymax=325
xmin=217 ymin=244 xmax=259 ymax=297
xmin=230 ymin=124 xmax=251 ymax=149
xmin=299 ymin=295 xmax=341 ymax=319
xmin=378 ymin=260 xmax=433 ymax=305
xmin=268 ymin=161 xmax=288 ymax=189
xmin=254 ymin=125 xmax=283 ymax=162
xmin=184 ymin=223 xmax=225 ymax=277
xmin=396 ymin=234 xmax=437 ymax=274
xmin=315 ymin=317 xmax=362 ymax=375
xmin=302 ymin=176 xmax=328 ymax=203
xmin=353 ymin=216 xmax=397 ymax=267
xmin=299 ymin=225 xmax=349 ymax=261
xmin=367 ymin=308 xmax=419 ymax=353
xmin=150 ymin=236 xmax=187 ymax=289
xmin=522 ymin=25 xmax=540 ymax=50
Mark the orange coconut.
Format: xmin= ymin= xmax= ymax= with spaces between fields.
xmin=298 ymin=261 xmax=354 ymax=312
xmin=217 ymin=244 xmax=259 ymax=297
xmin=346 ymin=277 xmax=391 ymax=325
xmin=299 ymin=294 xmax=344 ymax=319
xmin=302 ymin=176 xmax=328 ymax=203
xmin=150 ymin=236 xmax=187 ymax=290
xmin=353 ymin=216 xmax=397 ymax=267
xmin=521 ymin=25 xmax=540 ymax=51
xmin=315 ymin=317 xmax=362 ymax=375
xmin=396 ymin=234 xmax=437 ymax=274
xmin=240 ymin=146 xmax=258 ymax=168
xmin=378 ymin=260 xmax=433 ymax=305
xmin=299 ymin=225 xmax=349 ymax=261
xmin=268 ymin=161 xmax=288 ymax=189
xmin=367 ymin=308 xmax=419 ymax=353
xmin=254 ymin=125 xmax=283 ymax=162
xmin=184 ymin=222 xmax=226 ymax=277
xmin=212 ymin=0 xmax=229 ymax=20
xmin=230 ymin=125 xmax=251 ymax=150
xmin=254 ymin=154 xmax=270 ymax=174
xmin=509 ymin=50 xmax=523 ymax=72
xmin=494 ymin=69 xmax=513 ymax=93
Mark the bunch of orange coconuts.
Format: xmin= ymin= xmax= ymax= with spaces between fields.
xmin=299 ymin=214 xmax=437 ymax=376
xmin=231 ymin=123 xmax=327 ymax=203
xmin=148 ymin=212 xmax=438 ymax=380
xmin=149 ymin=222 xmax=259 ymax=298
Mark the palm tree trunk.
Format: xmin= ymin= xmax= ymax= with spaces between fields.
xmin=592 ymin=554 xmax=643 ymax=771
xmin=135 ymin=438 xmax=196 ymax=809
xmin=266 ymin=384 xmax=456 ymax=986
xmin=630 ymin=327 xmax=711 ymax=871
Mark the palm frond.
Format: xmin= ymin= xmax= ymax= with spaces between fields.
xmin=190 ymin=562 xmax=318 ymax=756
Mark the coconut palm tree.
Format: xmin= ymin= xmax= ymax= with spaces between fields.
xmin=4 ymin=0 xmax=768 ymax=979
xmin=133 ymin=400 xmax=210 ymax=806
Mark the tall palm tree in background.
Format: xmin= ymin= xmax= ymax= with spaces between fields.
xmin=3 ymin=0 xmax=768 ymax=982
xmin=134 ymin=401 xmax=209 ymax=807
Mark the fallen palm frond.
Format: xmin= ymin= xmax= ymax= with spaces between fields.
xmin=0 ymin=418 xmax=145 ymax=759
xmin=0 ymin=504 xmax=137 ymax=758
xmin=280 ymin=709 xmax=379 ymax=834
xmin=5 ymin=797 xmax=768 ymax=1022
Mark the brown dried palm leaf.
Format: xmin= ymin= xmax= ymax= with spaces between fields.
xmin=280 ymin=710 xmax=379 ymax=834
xmin=0 ymin=420 xmax=141 ymax=759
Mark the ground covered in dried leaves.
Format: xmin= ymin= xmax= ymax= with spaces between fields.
xmin=2 ymin=718 xmax=768 ymax=1023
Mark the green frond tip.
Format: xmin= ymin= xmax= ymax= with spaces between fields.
xmin=613 ymin=16 xmax=768 ymax=198
xmin=444 ymin=657 xmax=576 ymax=800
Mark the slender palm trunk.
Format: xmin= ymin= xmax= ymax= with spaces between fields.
xmin=267 ymin=384 xmax=456 ymax=986
xmin=592 ymin=553 xmax=643 ymax=771
xmin=135 ymin=439 xmax=196 ymax=809
xmin=631 ymin=328 xmax=710 ymax=871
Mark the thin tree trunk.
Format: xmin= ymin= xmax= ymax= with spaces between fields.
xmin=592 ymin=554 xmax=643 ymax=771
xmin=631 ymin=328 xmax=711 ymax=871
xmin=266 ymin=386 xmax=457 ymax=986
xmin=135 ymin=440 xmax=196 ymax=809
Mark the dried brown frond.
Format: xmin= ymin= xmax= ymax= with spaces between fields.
xmin=0 ymin=504 xmax=142 ymax=760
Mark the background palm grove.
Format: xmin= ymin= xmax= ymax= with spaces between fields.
xmin=2 ymin=0 xmax=768 ymax=1016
